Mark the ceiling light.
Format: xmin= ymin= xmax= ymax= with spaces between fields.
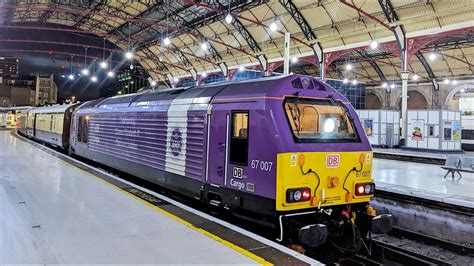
xmin=200 ymin=42 xmax=208 ymax=51
xmin=270 ymin=21 xmax=278 ymax=32
xmin=390 ymin=83 xmax=395 ymax=89
xmin=125 ymin=51 xmax=133 ymax=59
xmin=291 ymin=56 xmax=298 ymax=63
xmin=452 ymin=80 xmax=458 ymax=85
xmin=163 ymin=37 xmax=171 ymax=46
xmin=91 ymin=76 xmax=98 ymax=82
xmin=238 ymin=65 xmax=245 ymax=71
xmin=117 ymin=91 xmax=122 ymax=95
xmin=173 ymin=77 xmax=179 ymax=83
xmin=107 ymin=71 xmax=114 ymax=77
xmin=130 ymin=64 xmax=134 ymax=70
xmin=68 ymin=74 xmax=74 ymax=80
xmin=130 ymin=81 xmax=134 ymax=84
xmin=61 ymin=74 xmax=65 ymax=78
xmin=412 ymin=74 xmax=419 ymax=81
xmin=382 ymin=82 xmax=387 ymax=88
xmin=343 ymin=78 xmax=348 ymax=84
xmin=352 ymin=79 xmax=357 ymax=85
xmin=346 ymin=63 xmax=352 ymax=71
xmin=444 ymin=78 xmax=450 ymax=84
xmin=151 ymin=81 xmax=157 ymax=87
xmin=81 ymin=68 xmax=89 ymax=76
xmin=370 ymin=40 xmax=378 ymax=49
xmin=429 ymin=53 xmax=436 ymax=61
xmin=460 ymin=88 xmax=465 ymax=93
xmin=201 ymin=72 xmax=208 ymax=78
xmin=225 ymin=13 xmax=233 ymax=24
xmin=100 ymin=61 xmax=107 ymax=69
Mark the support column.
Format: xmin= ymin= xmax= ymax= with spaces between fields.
xmin=400 ymin=71 xmax=409 ymax=142
xmin=283 ymin=32 xmax=290 ymax=75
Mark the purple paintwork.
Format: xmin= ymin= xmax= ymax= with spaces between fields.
xmin=70 ymin=74 xmax=371 ymax=201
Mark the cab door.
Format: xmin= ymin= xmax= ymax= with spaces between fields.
xmin=207 ymin=107 xmax=230 ymax=187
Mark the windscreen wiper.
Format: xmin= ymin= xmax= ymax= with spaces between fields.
xmin=328 ymin=94 xmax=353 ymax=122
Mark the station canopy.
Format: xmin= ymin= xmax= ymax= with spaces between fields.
xmin=0 ymin=0 xmax=473 ymax=85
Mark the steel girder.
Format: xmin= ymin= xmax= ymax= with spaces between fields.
xmin=72 ymin=0 xmax=109 ymax=29
xmin=415 ymin=51 xmax=436 ymax=79
xmin=215 ymin=0 xmax=261 ymax=54
xmin=357 ymin=50 xmax=387 ymax=81
xmin=109 ymin=1 xmax=165 ymax=36
xmin=141 ymin=48 xmax=169 ymax=73
xmin=278 ymin=0 xmax=323 ymax=71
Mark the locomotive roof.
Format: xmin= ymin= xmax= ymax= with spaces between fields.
xmin=77 ymin=74 xmax=339 ymax=110
xmin=28 ymin=104 xmax=77 ymax=114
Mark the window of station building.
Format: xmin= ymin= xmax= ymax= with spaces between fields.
xmin=230 ymin=112 xmax=249 ymax=165
xmin=77 ymin=116 xmax=89 ymax=143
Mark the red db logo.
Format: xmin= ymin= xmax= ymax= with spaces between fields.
xmin=326 ymin=154 xmax=340 ymax=168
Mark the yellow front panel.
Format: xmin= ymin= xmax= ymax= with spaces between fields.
xmin=276 ymin=151 xmax=374 ymax=211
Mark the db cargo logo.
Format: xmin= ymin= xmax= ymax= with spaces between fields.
xmin=326 ymin=154 xmax=340 ymax=168
xmin=170 ymin=128 xmax=182 ymax=156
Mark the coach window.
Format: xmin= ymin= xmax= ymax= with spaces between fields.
xmin=230 ymin=112 xmax=249 ymax=165
xmin=77 ymin=116 xmax=89 ymax=143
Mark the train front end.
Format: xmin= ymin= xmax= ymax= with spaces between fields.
xmin=273 ymin=76 xmax=393 ymax=252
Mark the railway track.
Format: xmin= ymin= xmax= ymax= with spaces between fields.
xmin=14 ymin=131 xmax=474 ymax=265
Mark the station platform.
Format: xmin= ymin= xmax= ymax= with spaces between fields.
xmin=0 ymin=131 xmax=316 ymax=264
xmin=372 ymin=158 xmax=474 ymax=208
xmin=373 ymin=148 xmax=473 ymax=165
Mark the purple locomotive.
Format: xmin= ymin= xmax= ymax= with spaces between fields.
xmin=24 ymin=74 xmax=392 ymax=250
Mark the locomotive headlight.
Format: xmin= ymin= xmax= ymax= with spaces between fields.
xmin=293 ymin=190 xmax=302 ymax=201
xmin=365 ymin=184 xmax=372 ymax=194
xmin=355 ymin=183 xmax=375 ymax=196
xmin=286 ymin=188 xmax=311 ymax=203
xmin=323 ymin=118 xmax=335 ymax=133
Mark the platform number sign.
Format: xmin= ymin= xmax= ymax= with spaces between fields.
xmin=326 ymin=154 xmax=340 ymax=168
xmin=233 ymin=167 xmax=244 ymax=179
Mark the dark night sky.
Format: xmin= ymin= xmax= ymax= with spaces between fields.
xmin=1 ymin=23 xmax=137 ymax=102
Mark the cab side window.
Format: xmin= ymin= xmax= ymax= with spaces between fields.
xmin=77 ymin=116 xmax=89 ymax=143
xmin=230 ymin=112 xmax=249 ymax=165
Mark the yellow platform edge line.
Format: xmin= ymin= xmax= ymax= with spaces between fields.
xmin=25 ymin=136 xmax=272 ymax=265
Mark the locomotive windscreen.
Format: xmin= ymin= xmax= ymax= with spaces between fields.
xmin=284 ymin=97 xmax=359 ymax=143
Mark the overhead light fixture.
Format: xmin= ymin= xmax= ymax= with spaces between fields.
xmin=61 ymin=74 xmax=65 ymax=78
xmin=291 ymin=56 xmax=298 ymax=63
xmin=201 ymin=72 xmax=208 ymax=78
xmin=163 ymin=37 xmax=171 ymax=46
xmin=225 ymin=13 xmax=233 ymax=24
xmin=412 ymin=74 xmax=419 ymax=81
xmin=100 ymin=61 xmax=107 ymax=69
xmin=444 ymin=78 xmax=450 ymax=84
xmin=352 ymin=79 xmax=357 ymax=85
xmin=107 ymin=71 xmax=114 ymax=77
xmin=346 ymin=63 xmax=353 ymax=71
xmin=200 ymin=42 xmax=209 ymax=51
xmin=125 ymin=51 xmax=133 ymax=59
xmin=382 ymin=82 xmax=387 ymax=88
xmin=452 ymin=80 xmax=458 ymax=85
xmin=390 ymin=83 xmax=395 ymax=89
xmin=151 ymin=81 xmax=157 ymax=87
xmin=118 ymin=91 xmax=122 ymax=95
xmin=270 ymin=21 xmax=278 ymax=32
xmin=370 ymin=40 xmax=378 ymax=49
xmin=91 ymin=76 xmax=98 ymax=82
xmin=130 ymin=64 xmax=134 ymax=70
xmin=68 ymin=74 xmax=74 ymax=80
xmin=81 ymin=68 xmax=89 ymax=76
xmin=460 ymin=88 xmax=465 ymax=93
xmin=343 ymin=78 xmax=348 ymax=84
xmin=238 ymin=65 xmax=245 ymax=71
xmin=130 ymin=81 xmax=134 ymax=84
xmin=173 ymin=77 xmax=179 ymax=83
xmin=429 ymin=53 xmax=436 ymax=61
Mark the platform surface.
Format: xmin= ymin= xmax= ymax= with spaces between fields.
xmin=0 ymin=131 xmax=260 ymax=264
xmin=372 ymin=158 xmax=474 ymax=208
xmin=373 ymin=147 xmax=473 ymax=160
